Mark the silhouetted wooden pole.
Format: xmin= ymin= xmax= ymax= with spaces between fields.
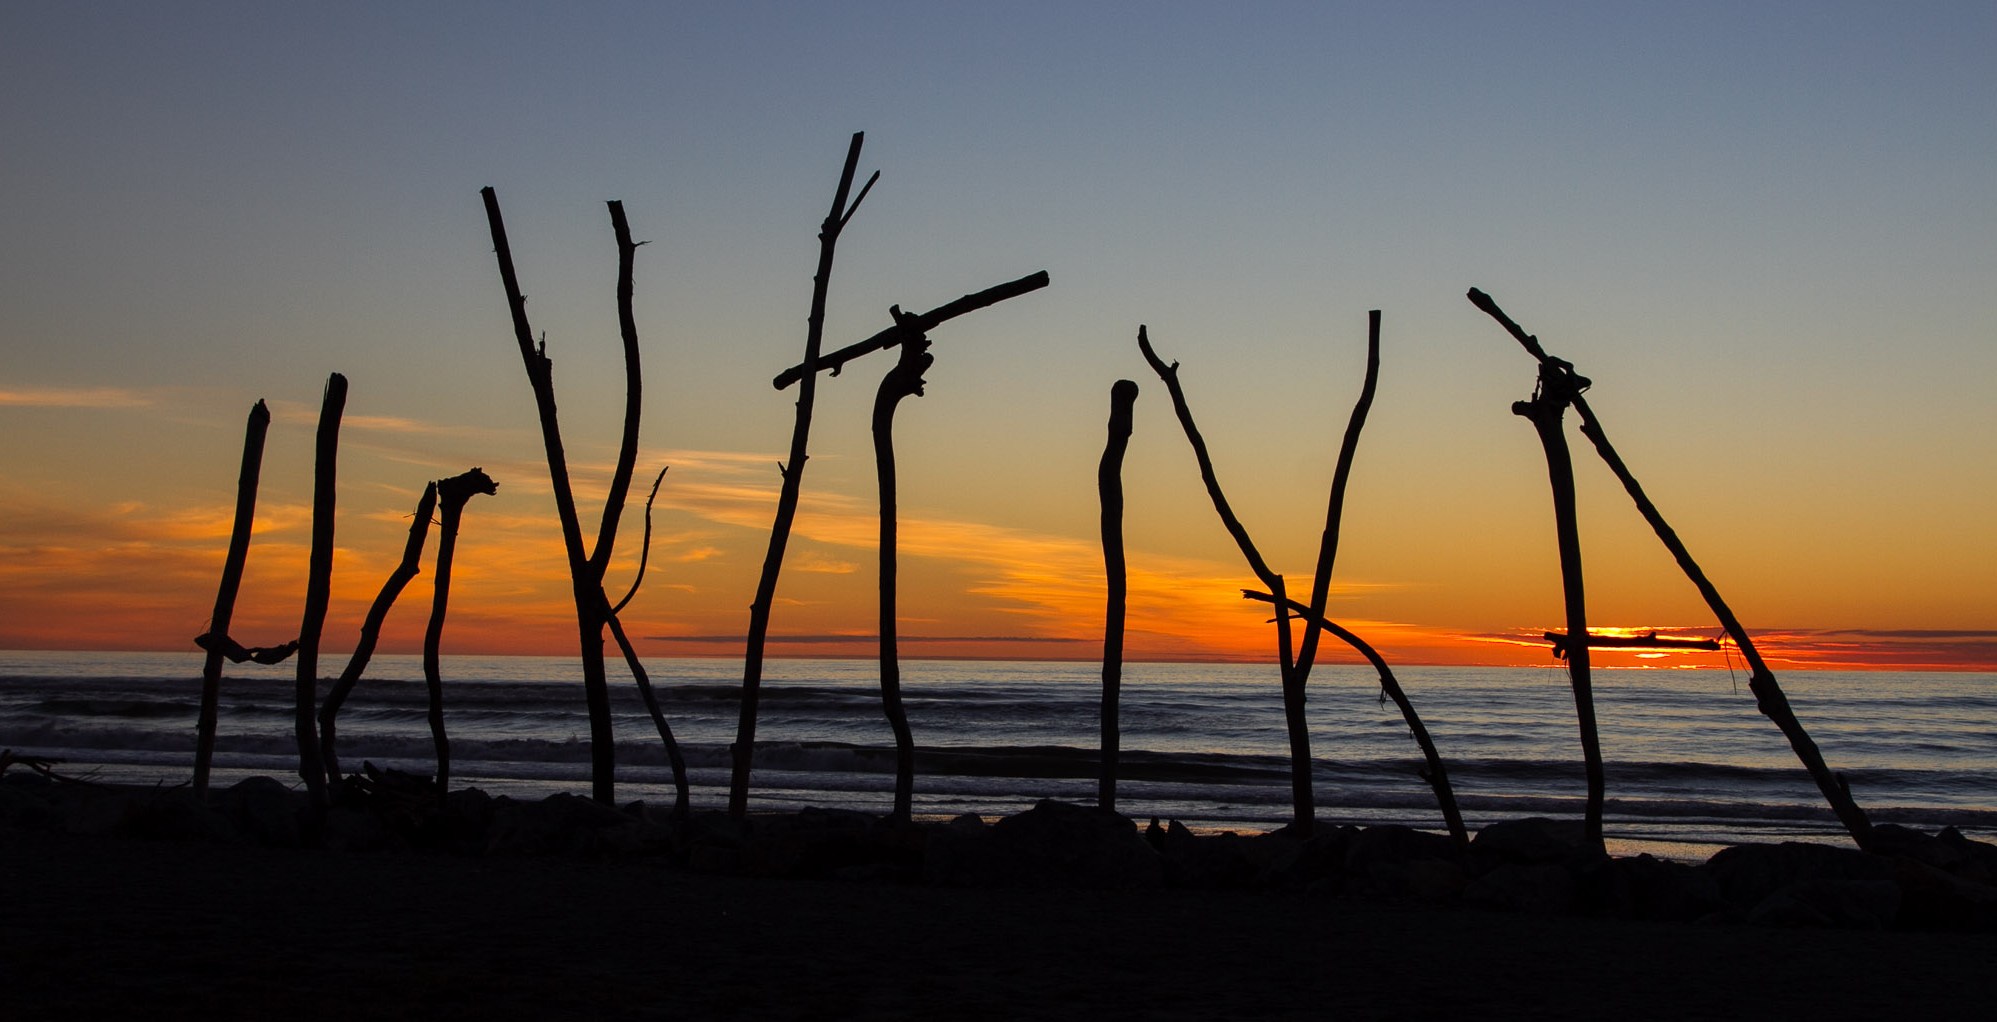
xmin=1294 ymin=311 xmax=1381 ymax=687
xmin=1098 ymin=379 xmax=1138 ymax=811
xmin=1510 ymin=356 xmax=1605 ymax=850
xmin=872 ymin=316 xmax=934 ymax=822
xmin=422 ymin=468 xmax=496 ymax=801
xmin=320 ymin=481 xmax=437 ymax=781
xmin=194 ymin=399 xmax=269 ymax=798
xmin=1138 ymin=327 xmax=1314 ymax=836
xmin=1467 ymin=287 xmax=1874 ymax=849
xmin=295 ymin=373 xmax=346 ymax=815
xmin=1243 ymin=590 xmax=1469 ymax=848
xmin=730 ymin=132 xmax=876 ymax=817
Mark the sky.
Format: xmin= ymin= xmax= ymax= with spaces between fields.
xmin=2 ymin=2 xmax=1993 ymax=671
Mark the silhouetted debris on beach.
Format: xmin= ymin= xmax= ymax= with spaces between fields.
xmin=6 ymin=773 xmax=1992 ymax=933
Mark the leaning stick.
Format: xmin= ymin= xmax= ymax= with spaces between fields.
xmin=295 ymin=374 xmax=346 ymax=814
xmin=194 ymin=399 xmax=269 ymax=798
xmin=1243 ymin=590 xmax=1469 ymax=848
xmin=1467 ymin=287 xmax=1873 ymax=849
xmin=1137 ymin=327 xmax=1314 ymax=836
xmin=320 ymin=481 xmax=438 ymax=780
xmin=731 ymin=132 xmax=875 ymax=817
xmin=423 ymin=468 xmax=496 ymax=802
xmin=872 ymin=319 xmax=934 ymax=822
xmin=1097 ymin=379 xmax=1139 ymax=811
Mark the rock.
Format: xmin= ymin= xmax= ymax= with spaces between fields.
xmin=1607 ymin=853 xmax=1726 ymax=921
xmin=930 ymin=799 xmax=1162 ymax=889
xmin=1464 ymin=861 xmax=1574 ymax=914
xmin=1472 ymin=817 xmax=1596 ymax=867
xmin=323 ymin=805 xmax=395 ymax=851
xmin=223 ymin=776 xmax=306 ymax=846
xmin=1936 ymin=827 xmax=1997 ymax=885
xmin=485 ymin=793 xmax=631 ymax=856
xmin=1343 ymin=825 xmax=1467 ymax=901
xmin=1892 ymin=857 xmax=1997 ymax=932
xmin=1706 ymin=842 xmax=1901 ymax=929
xmin=62 ymin=789 xmax=140 ymax=838
xmin=130 ymin=790 xmax=237 ymax=843
xmin=1156 ymin=822 xmax=1262 ymax=889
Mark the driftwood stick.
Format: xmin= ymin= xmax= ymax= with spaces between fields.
xmin=1294 ymin=311 xmax=1381 ymax=687
xmin=605 ymin=609 xmax=689 ymax=817
xmin=194 ymin=400 xmax=270 ymax=797
xmin=481 ymin=186 xmax=619 ymax=804
xmin=872 ymin=320 xmax=934 ymax=822
xmin=610 ymin=466 xmax=668 ymax=615
xmin=1243 ymin=590 xmax=1470 ymax=848
xmin=1137 ymin=326 xmax=1314 ymax=835
xmin=195 ymin=634 xmax=298 ymax=665
xmin=321 ymin=481 xmax=438 ymax=780
xmin=1514 ymin=357 xmax=1605 ymax=850
xmin=731 ymin=132 xmax=871 ymax=817
xmin=771 ymin=270 xmax=1051 ymax=389
xmin=1467 ymin=287 xmax=1874 ymax=849
xmin=424 ymin=469 xmax=497 ymax=802
xmin=295 ymin=373 xmax=347 ymax=814
xmin=1097 ymin=379 xmax=1138 ymax=811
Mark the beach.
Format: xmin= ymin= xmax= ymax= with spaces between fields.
xmin=6 ymin=824 xmax=1996 ymax=1020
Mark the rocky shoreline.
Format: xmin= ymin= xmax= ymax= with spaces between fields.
xmin=7 ymin=771 xmax=1994 ymax=934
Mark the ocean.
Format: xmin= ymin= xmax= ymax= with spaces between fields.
xmin=4 ymin=650 xmax=1992 ymax=854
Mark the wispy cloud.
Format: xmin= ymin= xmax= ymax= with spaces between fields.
xmin=0 ymin=386 xmax=153 ymax=408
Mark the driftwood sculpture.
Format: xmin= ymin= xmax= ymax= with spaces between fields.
xmin=1097 ymin=379 xmax=1139 ymax=811
xmin=193 ymin=399 xmax=271 ymax=797
xmin=872 ymin=318 xmax=935 ymax=821
xmin=319 ymin=481 xmax=439 ymax=780
xmin=423 ymin=468 xmax=497 ymax=800
xmin=482 ymin=190 xmax=684 ymax=806
xmin=1468 ymin=287 xmax=1874 ymax=849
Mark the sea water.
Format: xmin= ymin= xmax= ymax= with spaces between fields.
xmin=3 ymin=650 xmax=1992 ymax=850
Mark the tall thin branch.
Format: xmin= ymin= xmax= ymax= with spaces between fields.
xmin=194 ymin=399 xmax=269 ymax=798
xmin=730 ymin=131 xmax=871 ymax=817
xmin=1097 ymin=379 xmax=1139 ymax=811
xmin=1467 ymin=287 xmax=1873 ymax=849
xmin=423 ymin=468 xmax=496 ymax=803
xmin=295 ymin=373 xmax=346 ymax=815
xmin=1137 ymin=326 xmax=1313 ymax=835
xmin=606 ymin=610 xmax=689 ymax=817
xmin=320 ymin=481 xmax=438 ymax=781
xmin=1294 ymin=310 xmax=1382 ymax=687
xmin=873 ymin=317 xmax=934 ymax=822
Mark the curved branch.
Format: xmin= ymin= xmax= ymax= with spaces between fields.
xmin=611 ymin=465 xmax=669 ymax=615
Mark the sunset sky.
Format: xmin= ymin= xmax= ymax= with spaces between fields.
xmin=3 ymin=2 xmax=1992 ymax=671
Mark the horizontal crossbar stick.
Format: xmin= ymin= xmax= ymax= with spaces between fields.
xmin=1544 ymin=631 xmax=1722 ymax=658
xmin=772 ymin=270 xmax=1049 ymax=390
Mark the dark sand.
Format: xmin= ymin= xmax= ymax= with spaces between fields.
xmin=4 ymin=829 xmax=1993 ymax=1020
